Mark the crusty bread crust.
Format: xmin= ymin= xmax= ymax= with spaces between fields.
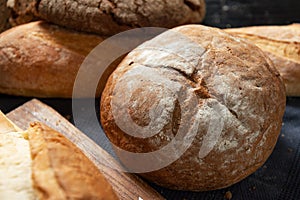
xmin=0 ymin=21 xmax=105 ymax=98
xmin=28 ymin=122 xmax=118 ymax=200
xmin=9 ymin=0 xmax=206 ymax=35
xmin=101 ymin=25 xmax=286 ymax=191
xmin=225 ymin=24 xmax=300 ymax=96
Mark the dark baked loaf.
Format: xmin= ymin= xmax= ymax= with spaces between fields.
xmin=9 ymin=0 xmax=206 ymax=35
xmin=6 ymin=0 xmax=38 ymax=27
xmin=0 ymin=0 xmax=11 ymax=32
xmin=100 ymin=25 xmax=286 ymax=191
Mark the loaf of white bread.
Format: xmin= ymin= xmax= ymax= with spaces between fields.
xmin=0 ymin=111 xmax=118 ymax=200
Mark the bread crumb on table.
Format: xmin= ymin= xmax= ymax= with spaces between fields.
xmin=224 ymin=191 xmax=232 ymax=200
xmin=249 ymin=186 xmax=256 ymax=191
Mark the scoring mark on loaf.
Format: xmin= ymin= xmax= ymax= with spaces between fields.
xmin=110 ymin=63 xmax=208 ymax=172
xmin=111 ymin=29 xmax=210 ymax=142
xmin=111 ymin=64 xmax=182 ymax=139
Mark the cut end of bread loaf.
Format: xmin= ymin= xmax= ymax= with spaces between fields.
xmin=0 ymin=112 xmax=118 ymax=200
xmin=0 ymin=132 xmax=37 ymax=200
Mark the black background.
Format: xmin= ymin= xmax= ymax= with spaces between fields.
xmin=1 ymin=0 xmax=300 ymax=199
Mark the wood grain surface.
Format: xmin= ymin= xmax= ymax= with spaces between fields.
xmin=6 ymin=99 xmax=164 ymax=200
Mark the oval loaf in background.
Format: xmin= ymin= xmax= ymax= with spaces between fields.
xmin=225 ymin=24 xmax=300 ymax=96
xmin=0 ymin=21 xmax=106 ymax=98
xmin=101 ymin=25 xmax=286 ymax=191
xmin=9 ymin=0 xmax=206 ymax=35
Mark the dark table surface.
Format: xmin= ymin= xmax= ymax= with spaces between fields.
xmin=1 ymin=0 xmax=300 ymax=199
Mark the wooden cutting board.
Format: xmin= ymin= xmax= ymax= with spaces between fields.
xmin=7 ymin=99 xmax=164 ymax=200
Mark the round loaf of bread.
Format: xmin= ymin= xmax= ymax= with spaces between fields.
xmin=100 ymin=25 xmax=286 ymax=191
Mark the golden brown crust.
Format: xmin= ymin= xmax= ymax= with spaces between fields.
xmin=28 ymin=122 xmax=119 ymax=200
xmin=100 ymin=25 xmax=286 ymax=191
xmin=225 ymin=24 xmax=300 ymax=96
xmin=0 ymin=21 xmax=105 ymax=98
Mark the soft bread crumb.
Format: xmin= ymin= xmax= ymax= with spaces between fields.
xmin=0 ymin=132 xmax=36 ymax=200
